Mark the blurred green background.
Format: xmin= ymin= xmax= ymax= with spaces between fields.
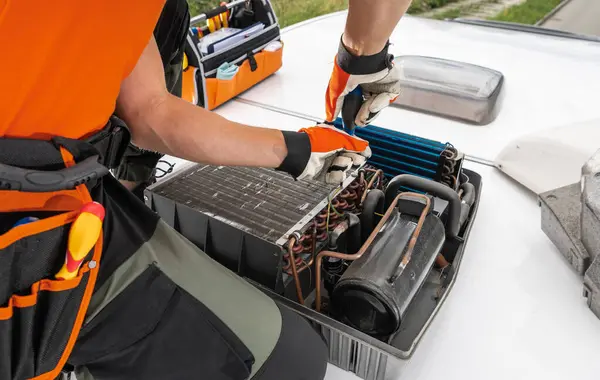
xmin=187 ymin=0 xmax=556 ymax=28
xmin=186 ymin=0 xmax=460 ymax=28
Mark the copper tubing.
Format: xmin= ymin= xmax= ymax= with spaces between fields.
xmin=295 ymin=255 xmax=314 ymax=274
xmin=435 ymin=254 xmax=450 ymax=268
xmin=293 ymin=227 xmax=317 ymax=275
xmin=287 ymin=236 xmax=305 ymax=305
xmin=316 ymin=230 xmax=328 ymax=241
xmin=328 ymin=213 xmax=340 ymax=224
xmin=354 ymin=172 xmax=367 ymax=202
xmin=442 ymin=146 xmax=458 ymax=160
xmin=285 ymin=222 xmax=317 ymax=273
xmin=359 ymin=172 xmax=366 ymax=190
xmin=336 ymin=199 xmax=349 ymax=210
xmin=360 ymin=169 xmax=383 ymax=204
xmin=398 ymin=194 xmax=431 ymax=269
xmin=316 ymin=217 xmax=327 ymax=230
xmin=441 ymin=146 xmax=458 ymax=189
xmin=340 ymin=189 xmax=358 ymax=203
xmin=315 ymin=192 xmax=429 ymax=312
xmin=340 ymin=189 xmax=358 ymax=212
xmin=283 ymin=255 xmax=302 ymax=272
xmin=292 ymin=244 xmax=304 ymax=254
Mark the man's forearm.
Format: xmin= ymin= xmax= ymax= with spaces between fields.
xmin=343 ymin=0 xmax=412 ymax=56
xmin=115 ymin=36 xmax=291 ymax=170
xmin=129 ymin=93 xmax=288 ymax=168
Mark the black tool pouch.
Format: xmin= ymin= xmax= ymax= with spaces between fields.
xmin=84 ymin=116 xmax=131 ymax=170
xmin=0 ymin=137 xmax=107 ymax=380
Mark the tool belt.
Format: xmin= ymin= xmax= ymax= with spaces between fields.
xmin=84 ymin=116 xmax=131 ymax=170
xmin=0 ymin=135 xmax=110 ymax=379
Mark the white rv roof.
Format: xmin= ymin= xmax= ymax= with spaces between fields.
xmin=240 ymin=13 xmax=600 ymax=194
xmin=160 ymin=13 xmax=600 ymax=380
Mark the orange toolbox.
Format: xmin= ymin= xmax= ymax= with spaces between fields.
xmin=182 ymin=0 xmax=283 ymax=110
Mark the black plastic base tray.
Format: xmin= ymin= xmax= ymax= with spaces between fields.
xmin=145 ymin=165 xmax=482 ymax=379
xmin=253 ymin=168 xmax=482 ymax=362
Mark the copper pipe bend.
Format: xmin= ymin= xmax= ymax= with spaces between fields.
xmin=315 ymin=192 xmax=431 ymax=312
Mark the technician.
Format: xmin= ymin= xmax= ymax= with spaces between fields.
xmin=114 ymin=0 xmax=191 ymax=199
xmin=0 ymin=1 xmax=408 ymax=380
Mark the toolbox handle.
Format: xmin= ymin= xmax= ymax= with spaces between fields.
xmin=384 ymin=174 xmax=461 ymax=237
xmin=205 ymin=5 xmax=229 ymax=20
xmin=0 ymin=155 xmax=109 ymax=192
xmin=190 ymin=0 xmax=247 ymax=25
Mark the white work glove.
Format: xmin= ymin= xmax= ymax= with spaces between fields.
xmin=325 ymin=37 xmax=402 ymax=127
xmin=275 ymin=125 xmax=371 ymax=184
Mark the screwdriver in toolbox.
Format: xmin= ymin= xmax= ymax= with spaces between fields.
xmin=220 ymin=2 xmax=230 ymax=28
xmin=55 ymin=202 xmax=105 ymax=281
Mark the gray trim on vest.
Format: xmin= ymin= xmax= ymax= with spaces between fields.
xmin=84 ymin=219 xmax=282 ymax=377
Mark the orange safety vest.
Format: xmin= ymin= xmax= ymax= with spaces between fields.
xmin=0 ymin=0 xmax=166 ymax=140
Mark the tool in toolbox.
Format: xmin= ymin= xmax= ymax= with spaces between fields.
xmin=190 ymin=0 xmax=247 ymax=25
xmin=194 ymin=0 xmax=265 ymax=55
xmin=341 ymin=87 xmax=364 ymax=135
xmin=55 ymin=201 xmax=105 ymax=281
xmin=220 ymin=1 xmax=230 ymax=28
xmin=192 ymin=26 xmax=209 ymax=38
xmin=207 ymin=16 xmax=221 ymax=33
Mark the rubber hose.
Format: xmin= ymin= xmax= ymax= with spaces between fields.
xmin=329 ymin=220 xmax=349 ymax=250
xmin=360 ymin=189 xmax=385 ymax=243
xmin=460 ymin=172 xmax=470 ymax=185
xmin=459 ymin=202 xmax=470 ymax=228
xmin=460 ymin=182 xmax=475 ymax=206
xmin=346 ymin=213 xmax=362 ymax=254
xmin=459 ymin=182 xmax=476 ymax=227
xmin=384 ymin=174 xmax=461 ymax=238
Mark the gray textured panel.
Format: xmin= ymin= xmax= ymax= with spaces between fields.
xmin=581 ymin=150 xmax=600 ymax=320
xmin=152 ymin=165 xmax=339 ymax=244
xmin=324 ymin=326 xmax=353 ymax=371
xmin=540 ymin=184 xmax=590 ymax=274
xmin=584 ymin=257 xmax=600 ymax=318
xmin=582 ymin=202 xmax=600 ymax=262
xmin=322 ymin=324 xmax=389 ymax=380
xmin=540 ymin=149 xmax=600 ymax=320
xmin=355 ymin=343 xmax=387 ymax=380
xmin=581 ymin=158 xmax=600 ymax=261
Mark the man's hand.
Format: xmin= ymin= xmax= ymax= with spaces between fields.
xmin=325 ymin=0 xmax=412 ymax=127
xmin=325 ymin=39 xmax=401 ymax=127
xmin=116 ymin=37 xmax=367 ymax=184
xmin=277 ymin=125 xmax=371 ymax=184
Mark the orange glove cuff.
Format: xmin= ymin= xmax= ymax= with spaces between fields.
xmin=298 ymin=126 xmax=369 ymax=154
xmin=276 ymin=126 xmax=371 ymax=182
